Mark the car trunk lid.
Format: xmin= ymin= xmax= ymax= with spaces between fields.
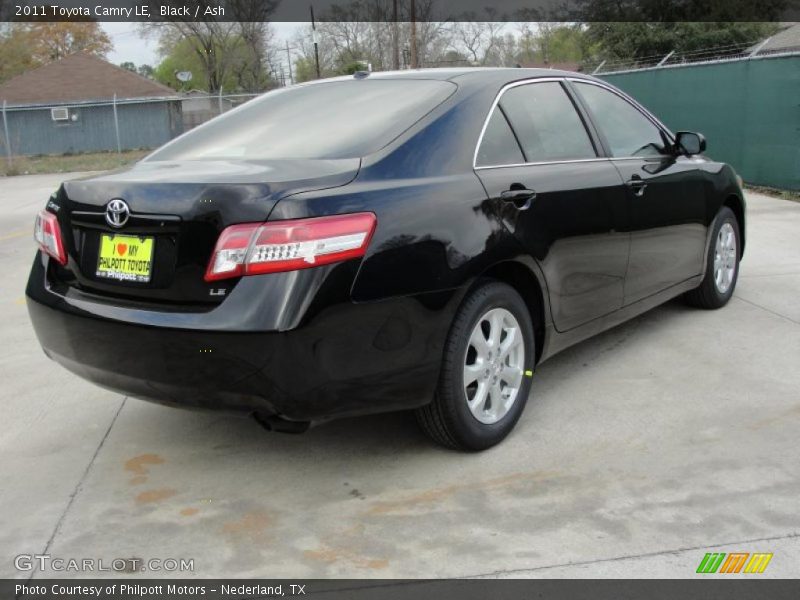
xmin=51 ymin=159 xmax=360 ymax=307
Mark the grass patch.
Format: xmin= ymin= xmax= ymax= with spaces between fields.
xmin=0 ymin=150 xmax=149 ymax=177
xmin=745 ymin=184 xmax=800 ymax=203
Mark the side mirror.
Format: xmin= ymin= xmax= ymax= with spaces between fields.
xmin=675 ymin=131 xmax=706 ymax=156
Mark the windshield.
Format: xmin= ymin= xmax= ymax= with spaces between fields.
xmin=147 ymin=79 xmax=457 ymax=162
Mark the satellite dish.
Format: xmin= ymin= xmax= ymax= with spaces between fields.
xmin=176 ymin=71 xmax=193 ymax=82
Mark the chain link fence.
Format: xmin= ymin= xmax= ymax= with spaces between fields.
xmin=0 ymin=92 xmax=266 ymax=172
xmin=586 ymin=38 xmax=800 ymax=75
xmin=2 ymin=41 xmax=798 ymax=189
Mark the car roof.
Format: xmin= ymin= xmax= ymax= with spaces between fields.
xmin=304 ymin=67 xmax=599 ymax=87
xmin=358 ymin=67 xmax=600 ymax=84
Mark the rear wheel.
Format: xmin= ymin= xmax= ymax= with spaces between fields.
xmin=685 ymin=206 xmax=741 ymax=309
xmin=416 ymin=281 xmax=535 ymax=451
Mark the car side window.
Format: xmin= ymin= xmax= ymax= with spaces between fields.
xmin=498 ymin=82 xmax=597 ymax=163
xmin=476 ymin=107 xmax=525 ymax=167
xmin=574 ymin=82 xmax=667 ymax=158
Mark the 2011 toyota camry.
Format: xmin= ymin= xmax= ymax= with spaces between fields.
xmin=26 ymin=68 xmax=745 ymax=450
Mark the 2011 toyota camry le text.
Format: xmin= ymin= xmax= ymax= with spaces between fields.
xmin=26 ymin=68 xmax=745 ymax=451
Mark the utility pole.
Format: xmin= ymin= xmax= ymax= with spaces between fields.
xmin=310 ymin=4 xmax=321 ymax=79
xmin=409 ymin=0 xmax=418 ymax=69
xmin=2 ymin=100 xmax=12 ymax=169
xmin=285 ymin=40 xmax=294 ymax=85
xmin=391 ymin=0 xmax=399 ymax=70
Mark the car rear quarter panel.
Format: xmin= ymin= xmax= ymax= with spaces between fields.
xmin=268 ymin=81 xmax=527 ymax=303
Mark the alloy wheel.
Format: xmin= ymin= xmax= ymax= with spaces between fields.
xmin=714 ymin=222 xmax=737 ymax=294
xmin=463 ymin=308 xmax=525 ymax=425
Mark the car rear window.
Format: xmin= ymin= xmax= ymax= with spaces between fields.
xmin=147 ymin=79 xmax=457 ymax=161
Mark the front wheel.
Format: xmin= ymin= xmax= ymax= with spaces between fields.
xmin=685 ymin=206 xmax=741 ymax=309
xmin=416 ymin=281 xmax=535 ymax=451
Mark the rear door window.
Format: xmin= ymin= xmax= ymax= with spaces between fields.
xmin=499 ymin=82 xmax=597 ymax=163
xmin=476 ymin=107 xmax=525 ymax=167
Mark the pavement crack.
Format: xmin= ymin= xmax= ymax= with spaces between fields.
xmin=463 ymin=531 xmax=800 ymax=578
xmin=26 ymin=396 xmax=127 ymax=581
xmin=734 ymin=295 xmax=800 ymax=326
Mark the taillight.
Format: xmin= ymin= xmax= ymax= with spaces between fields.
xmin=34 ymin=210 xmax=67 ymax=265
xmin=205 ymin=213 xmax=377 ymax=282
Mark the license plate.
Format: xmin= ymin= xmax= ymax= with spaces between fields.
xmin=96 ymin=234 xmax=154 ymax=283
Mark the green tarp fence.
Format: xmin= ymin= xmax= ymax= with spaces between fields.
xmin=600 ymin=54 xmax=800 ymax=190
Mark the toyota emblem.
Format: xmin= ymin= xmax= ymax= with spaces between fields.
xmin=105 ymin=199 xmax=130 ymax=228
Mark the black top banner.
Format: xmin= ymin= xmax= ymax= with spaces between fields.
xmin=1 ymin=0 xmax=798 ymax=22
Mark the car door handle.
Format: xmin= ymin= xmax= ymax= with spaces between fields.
xmin=626 ymin=176 xmax=648 ymax=197
xmin=500 ymin=188 xmax=536 ymax=210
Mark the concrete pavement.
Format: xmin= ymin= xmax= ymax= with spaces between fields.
xmin=1 ymin=173 xmax=798 ymax=579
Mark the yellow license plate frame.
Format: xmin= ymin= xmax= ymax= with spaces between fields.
xmin=96 ymin=234 xmax=154 ymax=283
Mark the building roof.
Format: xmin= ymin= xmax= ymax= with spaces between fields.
xmin=0 ymin=52 xmax=177 ymax=106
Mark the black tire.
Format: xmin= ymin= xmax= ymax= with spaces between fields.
xmin=684 ymin=206 xmax=741 ymax=309
xmin=416 ymin=281 xmax=535 ymax=451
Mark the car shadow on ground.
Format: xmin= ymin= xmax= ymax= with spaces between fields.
xmin=120 ymin=297 xmax=697 ymax=460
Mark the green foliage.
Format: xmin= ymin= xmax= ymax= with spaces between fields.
xmin=137 ymin=64 xmax=155 ymax=79
xmin=154 ymin=33 xmax=271 ymax=93
xmin=293 ymin=57 xmax=318 ymax=83
xmin=573 ymin=0 xmax=790 ymax=21
xmin=536 ymin=24 xmax=591 ymax=63
xmin=342 ymin=61 xmax=369 ymax=75
xmin=584 ymin=22 xmax=780 ymax=61
xmin=0 ymin=25 xmax=35 ymax=84
xmin=120 ymin=62 xmax=154 ymax=79
xmin=154 ymin=37 xmax=236 ymax=91
xmin=0 ymin=22 xmax=112 ymax=84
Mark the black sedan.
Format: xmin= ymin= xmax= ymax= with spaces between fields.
xmin=27 ymin=68 xmax=745 ymax=450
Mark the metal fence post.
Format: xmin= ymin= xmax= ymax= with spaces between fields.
xmin=218 ymin=87 xmax=224 ymax=115
xmin=112 ymin=93 xmax=122 ymax=154
xmin=2 ymin=100 xmax=12 ymax=169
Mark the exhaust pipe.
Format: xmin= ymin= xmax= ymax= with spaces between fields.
xmin=253 ymin=412 xmax=311 ymax=434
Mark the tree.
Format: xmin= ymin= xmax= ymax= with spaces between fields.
xmin=534 ymin=23 xmax=590 ymax=64
xmin=0 ymin=22 xmax=113 ymax=84
xmin=572 ymin=0 xmax=782 ymax=61
xmin=572 ymin=0 xmax=790 ymax=22
xmin=292 ymin=56 xmax=318 ymax=84
xmin=291 ymin=0 xmax=453 ymax=76
xmin=514 ymin=23 xmax=539 ymax=65
xmin=0 ymin=24 xmax=35 ymax=83
xmin=137 ymin=64 xmax=155 ymax=79
xmin=119 ymin=62 xmax=155 ymax=79
xmin=153 ymin=37 xmax=225 ymax=91
xmin=153 ymin=32 xmax=275 ymax=93
xmin=448 ymin=12 xmax=506 ymax=65
xmin=142 ymin=1 xmax=278 ymax=93
xmin=584 ymin=22 xmax=780 ymax=62
xmin=24 ymin=22 xmax=113 ymax=62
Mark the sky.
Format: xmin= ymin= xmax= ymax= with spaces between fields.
xmin=103 ymin=22 xmax=305 ymax=68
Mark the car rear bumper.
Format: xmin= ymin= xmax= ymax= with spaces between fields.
xmin=26 ymin=256 xmax=459 ymax=422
